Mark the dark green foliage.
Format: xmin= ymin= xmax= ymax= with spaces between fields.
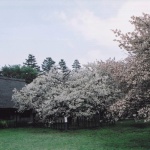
xmin=23 ymin=54 xmax=40 ymax=71
xmin=59 ymin=59 xmax=70 ymax=81
xmin=59 ymin=59 xmax=68 ymax=73
xmin=42 ymin=57 xmax=55 ymax=72
xmin=0 ymin=120 xmax=15 ymax=128
xmin=0 ymin=120 xmax=8 ymax=128
xmin=21 ymin=66 xmax=38 ymax=83
xmin=1 ymin=65 xmax=22 ymax=78
xmin=72 ymin=59 xmax=81 ymax=71
xmin=1 ymin=65 xmax=38 ymax=83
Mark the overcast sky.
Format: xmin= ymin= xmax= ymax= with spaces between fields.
xmin=0 ymin=0 xmax=150 ymax=69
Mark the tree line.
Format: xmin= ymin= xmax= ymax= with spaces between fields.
xmin=0 ymin=55 xmax=81 ymax=83
xmin=9 ymin=13 xmax=150 ymax=124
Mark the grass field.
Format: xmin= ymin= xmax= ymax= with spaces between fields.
xmin=0 ymin=120 xmax=150 ymax=150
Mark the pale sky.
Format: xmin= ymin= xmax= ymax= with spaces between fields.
xmin=0 ymin=0 xmax=150 ymax=69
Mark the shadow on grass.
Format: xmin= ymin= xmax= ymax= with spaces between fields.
xmin=130 ymin=122 xmax=150 ymax=128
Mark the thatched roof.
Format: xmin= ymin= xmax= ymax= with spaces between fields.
xmin=0 ymin=77 xmax=25 ymax=108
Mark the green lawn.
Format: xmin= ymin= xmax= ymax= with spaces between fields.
xmin=0 ymin=120 xmax=150 ymax=150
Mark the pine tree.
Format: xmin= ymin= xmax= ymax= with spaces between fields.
xmin=23 ymin=54 xmax=40 ymax=71
xmin=59 ymin=59 xmax=68 ymax=73
xmin=42 ymin=57 xmax=55 ymax=72
xmin=59 ymin=59 xmax=70 ymax=81
xmin=72 ymin=59 xmax=81 ymax=71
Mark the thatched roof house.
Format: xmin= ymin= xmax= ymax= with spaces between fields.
xmin=0 ymin=77 xmax=25 ymax=108
xmin=0 ymin=77 xmax=27 ymax=121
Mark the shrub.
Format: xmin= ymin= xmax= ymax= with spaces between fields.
xmin=0 ymin=120 xmax=8 ymax=128
xmin=0 ymin=120 xmax=16 ymax=128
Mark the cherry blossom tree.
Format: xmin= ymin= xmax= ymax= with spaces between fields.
xmin=112 ymin=13 xmax=150 ymax=122
xmin=12 ymin=63 xmax=121 ymax=123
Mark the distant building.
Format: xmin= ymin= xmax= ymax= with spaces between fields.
xmin=0 ymin=77 xmax=33 ymax=124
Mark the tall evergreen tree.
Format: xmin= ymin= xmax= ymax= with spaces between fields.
xmin=59 ymin=59 xmax=70 ymax=81
xmin=42 ymin=57 xmax=55 ymax=72
xmin=23 ymin=54 xmax=40 ymax=71
xmin=72 ymin=59 xmax=81 ymax=71
xmin=59 ymin=59 xmax=68 ymax=73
